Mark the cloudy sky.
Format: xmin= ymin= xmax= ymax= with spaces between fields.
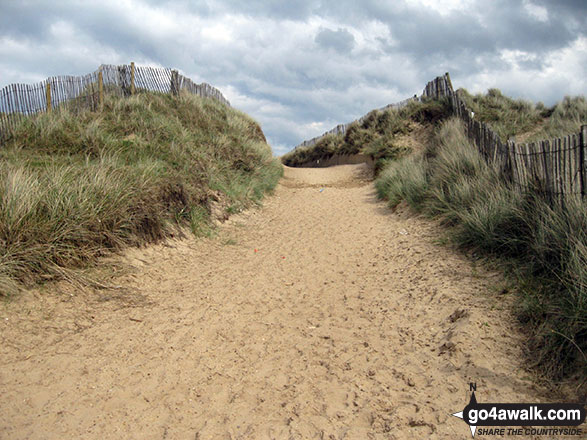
xmin=1 ymin=0 xmax=585 ymax=155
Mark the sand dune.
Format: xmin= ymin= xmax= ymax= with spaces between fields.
xmin=0 ymin=164 xmax=547 ymax=439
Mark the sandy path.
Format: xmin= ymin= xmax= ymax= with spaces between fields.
xmin=1 ymin=164 xmax=548 ymax=439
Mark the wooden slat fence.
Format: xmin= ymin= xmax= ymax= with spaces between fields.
xmin=293 ymin=71 xmax=585 ymax=202
xmin=0 ymin=62 xmax=230 ymax=144
xmin=422 ymin=73 xmax=586 ymax=203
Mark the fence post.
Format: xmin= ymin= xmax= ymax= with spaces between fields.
xmin=171 ymin=70 xmax=179 ymax=96
xmin=98 ymin=70 xmax=104 ymax=110
xmin=445 ymin=72 xmax=454 ymax=93
xmin=130 ymin=62 xmax=135 ymax=95
xmin=45 ymin=81 xmax=52 ymax=113
xmin=581 ymin=125 xmax=586 ymax=199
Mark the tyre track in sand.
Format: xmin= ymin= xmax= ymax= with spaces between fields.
xmin=1 ymin=164 xmax=547 ymax=439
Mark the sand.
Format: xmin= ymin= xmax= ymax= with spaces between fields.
xmin=0 ymin=164 xmax=550 ymax=439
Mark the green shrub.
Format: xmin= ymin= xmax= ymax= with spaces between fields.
xmin=342 ymin=122 xmax=373 ymax=154
xmin=400 ymin=97 xmax=452 ymax=124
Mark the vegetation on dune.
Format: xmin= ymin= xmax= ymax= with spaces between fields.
xmin=457 ymin=88 xmax=586 ymax=142
xmin=457 ymin=88 xmax=544 ymax=141
xmin=0 ymin=91 xmax=282 ymax=296
xmin=286 ymin=88 xmax=585 ymax=170
xmin=376 ymin=118 xmax=586 ymax=382
xmin=281 ymin=98 xmax=452 ymax=171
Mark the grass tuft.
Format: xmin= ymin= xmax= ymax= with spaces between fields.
xmin=375 ymin=155 xmax=428 ymax=209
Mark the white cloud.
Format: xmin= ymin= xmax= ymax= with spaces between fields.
xmin=523 ymin=0 xmax=549 ymax=22
xmin=0 ymin=37 xmax=29 ymax=56
xmin=201 ymin=23 xmax=234 ymax=43
xmin=499 ymin=49 xmax=540 ymax=68
xmin=460 ymin=36 xmax=586 ymax=104
xmin=404 ymin=0 xmax=475 ymax=16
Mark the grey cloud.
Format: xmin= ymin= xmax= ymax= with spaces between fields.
xmin=0 ymin=0 xmax=585 ymax=155
xmin=315 ymin=27 xmax=355 ymax=53
xmin=145 ymin=0 xmax=316 ymax=20
xmin=0 ymin=2 xmax=67 ymax=41
xmin=371 ymin=2 xmax=574 ymax=59
xmin=223 ymin=0 xmax=315 ymax=20
xmin=532 ymin=0 xmax=587 ymax=25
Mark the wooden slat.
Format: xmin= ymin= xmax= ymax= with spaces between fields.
xmin=546 ymin=140 xmax=554 ymax=199
xmin=45 ymin=81 xmax=51 ymax=113
xmin=21 ymin=83 xmax=30 ymax=116
xmin=556 ymin=138 xmax=563 ymax=197
xmin=550 ymin=138 xmax=557 ymax=199
xmin=130 ymin=62 xmax=135 ymax=95
xmin=12 ymin=84 xmax=21 ymax=115
xmin=523 ymin=143 xmax=530 ymax=191
xmin=581 ymin=126 xmax=586 ymax=198
xmin=563 ymin=136 xmax=568 ymax=194
xmin=99 ymin=71 xmax=104 ymax=110
xmin=567 ymin=136 xmax=573 ymax=194
xmin=535 ymin=142 xmax=546 ymax=196
xmin=574 ymin=134 xmax=581 ymax=196
xmin=142 ymin=66 xmax=151 ymax=92
xmin=36 ymin=83 xmax=44 ymax=113
xmin=524 ymin=142 xmax=532 ymax=190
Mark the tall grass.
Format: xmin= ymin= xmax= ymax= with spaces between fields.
xmin=375 ymin=155 xmax=428 ymax=209
xmin=0 ymin=91 xmax=282 ymax=295
xmin=377 ymin=117 xmax=586 ymax=381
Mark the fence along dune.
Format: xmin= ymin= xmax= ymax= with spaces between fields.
xmin=0 ymin=62 xmax=230 ymax=143
xmin=425 ymin=73 xmax=586 ymax=204
xmin=294 ymin=72 xmax=586 ymax=204
xmin=2 ymin=65 xmax=584 ymax=202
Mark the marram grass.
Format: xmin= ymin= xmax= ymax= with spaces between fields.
xmin=0 ymin=91 xmax=282 ymax=295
